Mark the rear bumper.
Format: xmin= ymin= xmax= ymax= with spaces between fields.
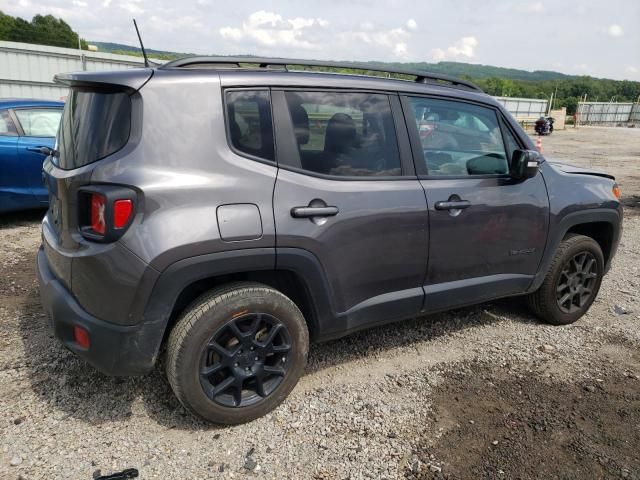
xmin=37 ymin=247 xmax=159 ymax=375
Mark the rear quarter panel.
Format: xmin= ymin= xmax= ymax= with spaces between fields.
xmin=89 ymin=69 xmax=277 ymax=272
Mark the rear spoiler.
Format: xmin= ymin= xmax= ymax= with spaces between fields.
xmin=54 ymin=69 xmax=153 ymax=94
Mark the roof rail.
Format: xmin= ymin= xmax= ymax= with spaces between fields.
xmin=160 ymin=56 xmax=483 ymax=92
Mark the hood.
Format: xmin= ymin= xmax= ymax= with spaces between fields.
xmin=547 ymin=161 xmax=615 ymax=180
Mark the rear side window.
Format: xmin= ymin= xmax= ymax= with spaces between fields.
xmin=226 ymin=90 xmax=274 ymax=162
xmin=407 ymin=97 xmax=509 ymax=177
xmin=56 ymin=89 xmax=131 ymax=170
xmin=284 ymin=91 xmax=401 ymax=177
xmin=14 ymin=108 xmax=62 ymax=137
xmin=0 ymin=110 xmax=17 ymax=136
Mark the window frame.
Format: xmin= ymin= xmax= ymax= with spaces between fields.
xmin=10 ymin=106 xmax=63 ymax=138
xmin=401 ymin=94 xmax=516 ymax=180
xmin=272 ymin=87 xmax=416 ymax=181
xmin=222 ymin=87 xmax=277 ymax=166
xmin=497 ymin=113 xmax=524 ymax=164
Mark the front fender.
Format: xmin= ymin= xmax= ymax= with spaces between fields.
xmin=529 ymin=208 xmax=622 ymax=292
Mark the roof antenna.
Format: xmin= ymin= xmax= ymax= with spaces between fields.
xmin=133 ymin=19 xmax=150 ymax=68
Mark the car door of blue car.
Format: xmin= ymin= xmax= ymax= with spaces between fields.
xmin=0 ymin=109 xmax=28 ymax=213
xmin=13 ymin=108 xmax=63 ymax=204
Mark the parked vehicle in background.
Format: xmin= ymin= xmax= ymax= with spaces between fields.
xmin=0 ymin=99 xmax=63 ymax=213
xmin=534 ymin=115 xmax=554 ymax=135
xmin=37 ymin=58 xmax=622 ymax=424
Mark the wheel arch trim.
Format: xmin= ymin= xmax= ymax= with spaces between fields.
xmin=529 ymin=208 xmax=621 ymax=292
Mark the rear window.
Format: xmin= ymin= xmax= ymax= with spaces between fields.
xmin=56 ymin=88 xmax=131 ymax=170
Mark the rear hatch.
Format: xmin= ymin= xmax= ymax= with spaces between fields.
xmin=42 ymin=69 xmax=152 ymax=288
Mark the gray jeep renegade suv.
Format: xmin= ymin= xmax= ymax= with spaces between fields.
xmin=37 ymin=57 xmax=622 ymax=424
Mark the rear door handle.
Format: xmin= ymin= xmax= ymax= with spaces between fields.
xmin=434 ymin=200 xmax=471 ymax=211
xmin=291 ymin=206 xmax=339 ymax=218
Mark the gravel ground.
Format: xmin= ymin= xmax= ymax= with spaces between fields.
xmin=1 ymin=127 xmax=639 ymax=479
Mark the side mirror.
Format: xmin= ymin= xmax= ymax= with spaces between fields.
xmin=510 ymin=149 xmax=540 ymax=180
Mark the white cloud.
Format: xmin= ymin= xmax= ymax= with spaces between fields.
xmin=102 ymin=0 xmax=112 ymax=6
xmin=431 ymin=36 xmax=478 ymax=61
xmin=626 ymin=66 xmax=638 ymax=74
xmin=606 ymin=24 xmax=624 ymax=37
xmin=406 ymin=18 xmax=417 ymax=30
xmin=72 ymin=0 xmax=87 ymax=7
xmin=339 ymin=25 xmax=412 ymax=59
xmin=119 ymin=2 xmax=143 ymax=15
xmin=516 ymin=2 xmax=545 ymax=13
xmin=220 ymin=10 xmax=328 ymax=50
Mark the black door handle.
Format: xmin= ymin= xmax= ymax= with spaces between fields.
xmin=434 ymin=200 xmax=471 ymax=211
xmin=26 ymin=146 xmax=55 ymax=156
xmin=291 ymin=206 xmax=339 ymax=218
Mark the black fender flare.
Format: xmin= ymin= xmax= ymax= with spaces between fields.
xmin=529 ymin=208 xmax=621 ymax=292
xmin=138 ymin=247 xmax=336 ymax=369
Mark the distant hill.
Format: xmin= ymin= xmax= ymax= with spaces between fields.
xmin=89 ymin=41 xmax=189 ymax=60
xmin=374 ymin=61 xmax=575 ymax=82
xmin=90 ymin=41 xmax=576 ymax=82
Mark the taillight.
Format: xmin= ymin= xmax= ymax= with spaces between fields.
xmin=113 ymin=199 xmax=133 ymax=229
xmin=79 ymin=186 xmax=137 ymax=242
xmin=90 ymin=193 xmax=106 ymax=234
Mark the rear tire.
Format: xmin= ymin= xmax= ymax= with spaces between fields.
xmin=166 ymin=282 xmax=309 ymax=424
xmin=526 ymin=234 xmax=604 ymax=325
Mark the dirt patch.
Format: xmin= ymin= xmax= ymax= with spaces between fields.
xmin=414 ymin=352 xmax=640 ymax=479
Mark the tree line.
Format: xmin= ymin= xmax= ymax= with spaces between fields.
xmin=0 ymin=11 xmax=87 ymax=49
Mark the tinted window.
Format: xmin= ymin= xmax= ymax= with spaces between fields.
xmin=0 ymin=110 xmax=17 ymax=136
xmin=226 ymin=90 xmax=274 ymax=162
xmin=14 ymin=108 xmax=62 ymax=137
xmin=408 ymin=97 xmax=508 ymax=176
xmin=284 ymin=91 xmax=401 ymax=177
xmin=57 ymin=89 xmax=131 ymax=170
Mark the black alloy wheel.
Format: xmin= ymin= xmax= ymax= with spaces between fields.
xmin=200 ymin=313 xmax=292 ymax=407
xmin=555 ymin=251 xmax=599 ymax=314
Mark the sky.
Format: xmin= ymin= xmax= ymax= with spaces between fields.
xmin=3 ymin=0 xmax=639 ymax=81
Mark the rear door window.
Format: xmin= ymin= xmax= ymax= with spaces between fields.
xmin=57 ymin=89 xmax=131 ymax=170
xmin=14 ymin=108 xmax=62 ymax=137
xmin=225 ymin=90 xmax=275 ymax=162
xmin=283 ymin=91 xmax=401 ymax=177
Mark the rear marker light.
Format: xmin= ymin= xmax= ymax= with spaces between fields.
xmin=90 ymin=193 xmax=106 ymax=235
xmin=73 ymin=325 xmax=90 ymax=349
xmin=113 ymin=199 xmax=133 ymax=229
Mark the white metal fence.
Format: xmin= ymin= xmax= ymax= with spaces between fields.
xmin=493 ymin=96 xmax=549 ymax=121
xmin=577 ymin=101 xmax=640 ymax=125
xmin=0 ymin=40 xmax=158 ymax=100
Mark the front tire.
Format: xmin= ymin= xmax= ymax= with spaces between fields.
xmin=526 ymin=234 xmax=604 ymax=325
xmin=166 ymin=282 xmax=309 ymax=424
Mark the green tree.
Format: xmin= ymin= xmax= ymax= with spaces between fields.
xmin=0 ymin=10 xmax=87 ymax=49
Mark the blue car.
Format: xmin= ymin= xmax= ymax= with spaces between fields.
xmin=0 ymin=98 xmax=64 ymax=213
